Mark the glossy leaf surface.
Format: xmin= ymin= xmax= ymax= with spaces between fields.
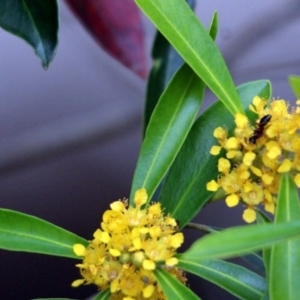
xmin=288 ymin=75 xmax=300 ymax=99
xmin=269 ymin=174 xmax=300 ymax=300
xmin=178 ymin=258 xmax=266 ymax=300
xmin=65 ymin=0 xmax=147 ymax=78
xmin=0 ymin=0 xmax=58 ymax=68
xmin=160 ymin=80 xmax=271 ymax=227
xmin=154 ymin=268 xmax=200 ymax=300
xmin=130 ymin=63 xmax=205 ymax=203
xmin=0 ymin=209 xmax=87 ymax=258
xmin=144 ymin=0 xmax=196 ymax=132
xmin=135 ymin=0 xmax=243 ymax=115
xmin=178 ymin=221 xmax=300 ymax=260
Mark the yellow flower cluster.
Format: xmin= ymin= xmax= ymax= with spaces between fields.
xmin=207 ymin=96 xmax=300 ymax=223
xmin=72 ymin=188 xmax=185 ymax=300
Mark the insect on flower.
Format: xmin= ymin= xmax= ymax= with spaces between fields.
xmin=249 ymin=114 xmax=272 ymax=144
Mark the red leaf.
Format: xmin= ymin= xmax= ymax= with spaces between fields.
xmin=65 ymin=0 xmax=148 ymax=78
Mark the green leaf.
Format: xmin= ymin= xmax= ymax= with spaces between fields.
xmin=208 ymin=11 xmax=218 ymax=41
xmin=160 ymin=80 xmax=271 ymax=227
xmin=288 ymin=75 xmax=300 ymax=99
xmin=0 ymin=0 xmax=59 ymax=68
xmin=178 ymin=258 xmax=266 ymax=300
xmin=130 ymin=63 xmax=205 ymax=203
xmin=154 ymin=268 xmax=200 ymax=300
xmin=260 ymin=291 xmax=270 ymax=300
xmin=256 ymin=211 xmax=272 ymax=282
xmin=241 ymin=252 xmax=265 ymax=276
xmin=93 ymin=288 xmax=111 ymax=300
xmin=144 ymin=0 xmax=196 ymax=134
xmin=269 ymin=174 xmax=300 ymax=300
xmin=178 ymin=221 xmax=300 ymax=261
xmin=135 ymin=0 xmax=243 ymax=115
xmin=0 ymin=209 xmax=88 ymax=258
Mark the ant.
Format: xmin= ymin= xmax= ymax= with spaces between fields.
xmin=249 ymin=114 xmax=272 ymax=144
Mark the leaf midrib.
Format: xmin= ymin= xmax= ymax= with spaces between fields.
xmin=141 ymin=0 xmax=238 ymax=114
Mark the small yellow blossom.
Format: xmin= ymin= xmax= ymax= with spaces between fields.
xmin=72 ymin=189 xmax=186 ymax=299
xmin=262 ymin=173 xmax=274 ymax=185
xmin=210 ymin=145 xmax=222 ymax=155
xmin=277 ymin=159 xmax=292 ymax=173
xmin=243 ymin=152 xmax=256 ymax=166
xmin=225 ymin=194 xmax=239 ymax=207
xmin=243 ymin=208 xmax=257 ymax=223
xmin=266 ymin=145 xmax=281 ymax=159
xmin=235 ymin=113 xmax=249 ymax=128
xmin=265 ymin=202 xmax=275 ymax=214
xmin=207 ymin=96 xmax=300 ymax=222
xmin=213 ymin=127 xmax=227 ymax=139
xmin=250 ymin=95 xmax=267 ymax=113
xmin=73 ymin=244 xmax=86 ymax=257
xmin=218 ymin=158 xmax=231 ymax=173
xmin=207 ymin=180 xmax=219 ymax=191
xmin=109 ymin=248 xmax=121 ymax=257
xmin=166 ymin=257 xmax=178 ymax=266
xmin=250 ymin=165 xmax=262 ymax=177
xmin=143 ymin=259 xmax=156 ymax=270
xmin=226 ymin=150 xmax=238 ymax=159
xmin=71 ymin=279 xmax=85 ymax=287
xmin=134 ymin=188 xmax=148 ymax=206
xmin=143 ymin=284 xmax=155 ymax=298
xmin=226 ymin=137 xmax=239 ymax=149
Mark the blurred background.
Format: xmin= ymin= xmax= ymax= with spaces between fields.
xmin=0 ymin=0 xmax=299 ymax=299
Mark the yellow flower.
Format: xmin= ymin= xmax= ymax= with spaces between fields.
xmin=207 ymin=180 xmax=219 ymax=191
xmin=207 ymin=96 xmax=300 ymax=222
xmin=72 ymin=189 xmax=186 ymax=299
xmin=243 ymin=207 xmax=257 ymax=223
xmin=225 ymin=194 xmax=239 ymax=207
xmin=235 ymin=113 xmax=249 ymax=129
xmin=243 ymin=152 xmax=256 ymax=166
xmin=218 ymin=158 xmax=231 ymax=173
xmin=210 ymin=145 xmax=222 ymax=155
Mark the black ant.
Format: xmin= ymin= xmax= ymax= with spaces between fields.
xmin=249 ymin=114 xmax=272 ymax=144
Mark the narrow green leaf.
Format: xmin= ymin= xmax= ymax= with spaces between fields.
xmin=256 ymin=211 xmax=272 ymax=282
xmin=0 ymin=209 xmax=88 ymax=258
xmin=130 ymin=63 xmax=205 ymax=203
xmin=178 ymin=221 xmax=300 ymax=260
xmin=160 ymin=80 xmax=271 ymax=227
xmin=288 ymin=75 xmax=300 ymax=99
xmin=208 ymin=11 xmax=218 ymax=41
xmin=144 ymin=0 xmax=196 ymax=133
xmin=178 ymin=258 xmax=266 ymax=300
xmin=93 ymin=288 xmax=111 ymax=300
xmin=269 ymin=174 xmax=300 ymax=300
xmin=154 ymin=268 xmax=200 ymax=300
xmin=135 ymin=0 xmax=243 ymax=115
xmin=0 ymin=0 xmax=59 ymax=68
xmin=241 ymin=252 xmax=265 ymax=276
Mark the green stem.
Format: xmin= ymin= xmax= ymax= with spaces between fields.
xmin=185 ymin=223 xmax=218 ymax=233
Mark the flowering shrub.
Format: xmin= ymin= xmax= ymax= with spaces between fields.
xmin=1 ymin=1 xmax=300 ymax=300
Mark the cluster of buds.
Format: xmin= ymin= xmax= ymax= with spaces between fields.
xmin=207 ymin=97 xmax=300 ymax=222
xmin=72 ymin=189 xmax=186 ymax=300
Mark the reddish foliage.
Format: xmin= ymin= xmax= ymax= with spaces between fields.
xmin=65 ymin=0 xmax=148 ymax=78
